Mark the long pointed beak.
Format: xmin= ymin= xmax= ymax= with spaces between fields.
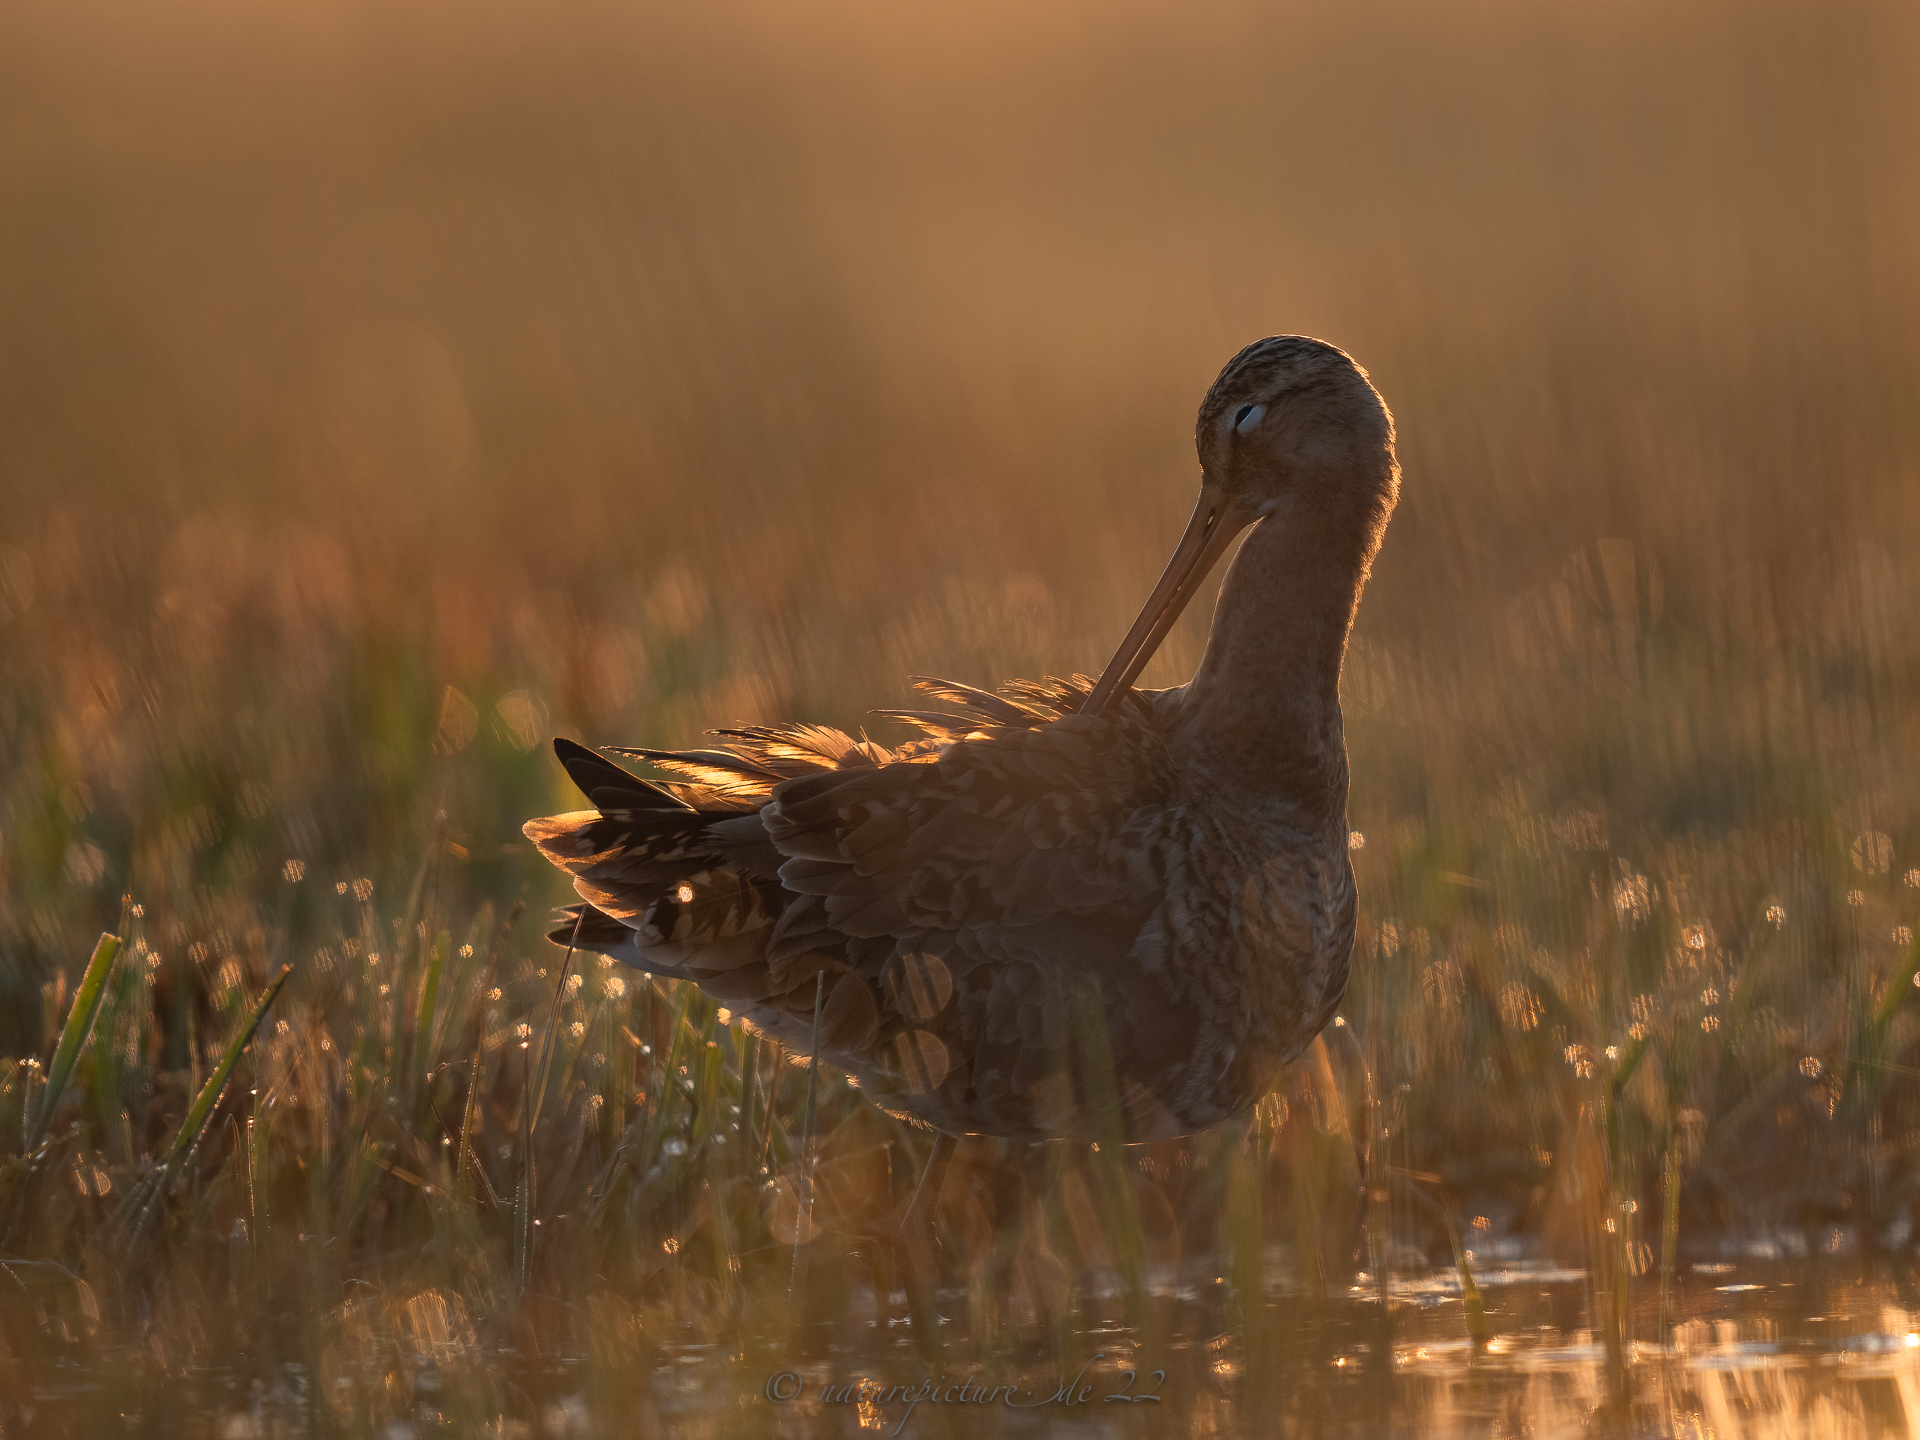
xmin=1082 ymin=481 xmax=1259 ymax=716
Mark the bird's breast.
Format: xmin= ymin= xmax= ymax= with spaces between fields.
xmin=1133 ymin=802 xmax=1356 ymax=1051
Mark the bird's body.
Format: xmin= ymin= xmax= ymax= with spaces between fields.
xmin=526 ymin=336 xmax=1398 ymax=1145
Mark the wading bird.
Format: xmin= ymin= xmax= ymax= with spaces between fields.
xmin=525 ymin=335 xmax=1398 ymax=1269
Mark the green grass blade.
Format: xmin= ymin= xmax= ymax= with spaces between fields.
xmin=1395 ymin=1169 xmax=1492 ymax=1349
xmin=636 ymin=983 xmax=694 ymax=1174
xmin=1659 ymin=1122 xmax=1681 ymax=1342
xmin=1869 ymin=925 xmax=1920 ymax=1032
xmin=738 ymin=1032 xmax=759 ymax=1179
xmin=1441 ymin=1200 xmax=1492 ymax=1349
xmin=123 ymin=965 xmax=293 ymax=1246
xmin=789 ymin=970 xmax=825 ymax=1313
xmin=529 ymin=915 xmax=582 ymax=1135
xmin=27 ymin=932 xmax=122 ymax=1155
xmin=165 ymin=965 xmax=294 ymax=1167
xmin=516 ymin=915 xmax=583 ymax=1293
xmin=410 ymin=929 xmax=449 ymax=1116
xmin=20 ymin=1061 xmax=40 ymax=1154
xmin=1072 ymin=981 xmax=1149 ymax=1325
xmin=458 ymin=1041 xmax=485 ymax=1202
xmin=515 ymin=1095 xmax=534 ymax=1291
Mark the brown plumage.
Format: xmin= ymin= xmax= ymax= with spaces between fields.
xmin=525 ymin=336 xmax=1398 ymax=1144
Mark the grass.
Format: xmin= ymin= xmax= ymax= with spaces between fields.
xmin=4 ymin=0 xmax=1920 ymax=1431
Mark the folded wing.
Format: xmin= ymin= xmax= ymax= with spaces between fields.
xmin=523 ymin=676 xmax=1198 ymax=1137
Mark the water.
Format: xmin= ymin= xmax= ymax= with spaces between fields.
xmin=13 ymin=1255 xmax=1920 ymax=1436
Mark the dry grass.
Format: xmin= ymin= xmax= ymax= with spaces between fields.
xmin=4 ymin=0 xmax=1920 ymax=1431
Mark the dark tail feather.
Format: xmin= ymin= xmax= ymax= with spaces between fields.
xmin=553 ymin=737 xmax=690 ymax=811
xmin=545 ymin=903 xmax=696 ymax=981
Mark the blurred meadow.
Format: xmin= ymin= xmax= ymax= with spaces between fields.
xmin=5 ymin=0 xmax=1920 ymax=1432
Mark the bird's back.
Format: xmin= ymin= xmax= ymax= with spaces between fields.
xmin=525 ymin=674 xmax=1354 ymax=1142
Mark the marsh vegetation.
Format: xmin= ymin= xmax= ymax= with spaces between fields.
xmin=4 ymin=0 xmax=1920 ymax=1432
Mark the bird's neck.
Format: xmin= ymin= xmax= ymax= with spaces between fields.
xmin=1176 ymin=492 xmax=1384 ymax=822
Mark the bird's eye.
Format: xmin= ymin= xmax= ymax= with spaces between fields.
xmin=1233 ymin=403 xmax=1264 ymax=435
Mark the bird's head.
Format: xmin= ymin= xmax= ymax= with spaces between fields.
xmin=1195 ymin=335 xmax=1396 ymax=514
xmin=1082 ymin=337 xmax=1399 ymax=715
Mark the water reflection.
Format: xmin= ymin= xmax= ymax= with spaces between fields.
xmin=1356 ymin=1258 xmax=1920 ymax=1438
xmin=16 ymin=1257 xmax=1920 ymax=1436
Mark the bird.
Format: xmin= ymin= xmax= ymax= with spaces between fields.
xmin=524 ymin=335 xmax=1398 ymax=1252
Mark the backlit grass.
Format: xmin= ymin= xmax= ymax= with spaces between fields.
xmin=4 ymin=0 xmax=1920 ymax=1431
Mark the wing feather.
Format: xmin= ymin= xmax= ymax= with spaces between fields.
xmin=525 ymin=678 xmax=1196 ymax=1138
xmin=906 ymin=676 xmax=1035 ymax=725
